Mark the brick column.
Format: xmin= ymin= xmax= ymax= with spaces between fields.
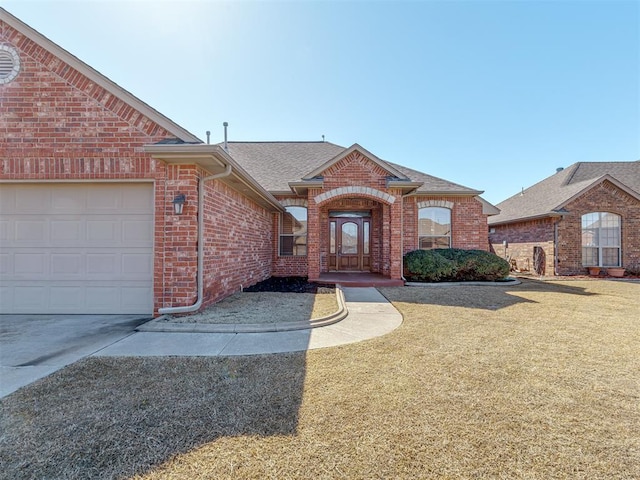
xmin=162 ymin=164 xmax=199 ymax=307
xmin=389 ymin=192 xmax=403 ymax=279
xmin=307 ymin=189 xmax=321 ymax=280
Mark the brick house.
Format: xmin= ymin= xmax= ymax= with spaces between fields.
xmin=0 ymin=8 xmax=497 ymax=316
xmin=489 ymin=162 xmax=640 ymax=275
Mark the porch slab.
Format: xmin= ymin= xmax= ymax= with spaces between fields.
xmin=316 ymin=272 xmax=404 ymax=287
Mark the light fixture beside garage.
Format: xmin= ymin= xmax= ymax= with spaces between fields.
xmin=172 ymin=193 xmax=186 ymax=215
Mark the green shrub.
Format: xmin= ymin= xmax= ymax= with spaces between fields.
xmin=403 ymin=249 xmax=456 ymax=282
xmin=403 ymin=248 xmax=509 ymax=282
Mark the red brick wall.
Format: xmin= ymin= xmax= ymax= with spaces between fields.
xmin=272 ymin=196 xmax=308 ymax=277
xmin=557 ymin=181 xmax=640 ymax=274
xmin=307 ymin=152 xmax=404 ymax=279
xmin=0 ymin=21 xmax=176 ymax=314
xmin=403 ymin=196 xmax=490 ymax=254
xmin=0 ymin=21 xmax=276 ymax=314
xmin=201 ymin=175 xmax=273 ymax=304
xmin=322 ymin=152 xmax=389 ymax=191
xmin=489 ymin=219 xmax=556 ymax=275
xmin=489 ymin=181 xmax=640 ymax=275
xmin=275 ymin=152 xmax=490 ymax=280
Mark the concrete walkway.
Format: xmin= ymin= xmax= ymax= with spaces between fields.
xmin=95 ymin=287 xmax=403 ymax=357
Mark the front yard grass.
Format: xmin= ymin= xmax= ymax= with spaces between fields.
xmin=1 ymin=279 xmax=638 ymax=479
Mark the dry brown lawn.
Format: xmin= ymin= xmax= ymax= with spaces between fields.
xmin=1 ymin=279 xmax=638 ymax=479
xmin=163 ymin=291 xmax=338 ymax=324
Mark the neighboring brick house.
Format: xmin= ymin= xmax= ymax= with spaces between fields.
xmin=489 ymin=162 xmax=640 ymax=275
xmin=1 ymin=8 xmax=497 ymax=316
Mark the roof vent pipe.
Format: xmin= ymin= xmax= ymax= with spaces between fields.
xmin=223 ymin=122 xmax=228 ymax=152
xmin=206 ymin=131 xmax=210 ymax=145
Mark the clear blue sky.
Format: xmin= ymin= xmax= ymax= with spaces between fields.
xmin=3 ymin=0 xmax=639 ymax=204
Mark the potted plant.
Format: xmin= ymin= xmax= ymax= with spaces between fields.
xmin=588 ymin=266 xmax=601 ymax=276
xmin=607 ymin=267 xmax=625 ymax=278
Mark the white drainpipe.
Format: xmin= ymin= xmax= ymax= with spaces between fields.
xmin=400 ymin=194 xmax=406 ymax=281
xmin=159 ymin=163 xmax=233 ymax=315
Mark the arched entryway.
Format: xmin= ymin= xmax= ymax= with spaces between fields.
xmin=328 ymin=211 xmax=372 ymax=271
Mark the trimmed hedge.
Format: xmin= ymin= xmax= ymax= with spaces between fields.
xmin=404 ymin=248 xmax=510 ymax=282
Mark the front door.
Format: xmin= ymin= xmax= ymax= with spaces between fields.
xmin=328 ymin=215 xmax=371 ymax=271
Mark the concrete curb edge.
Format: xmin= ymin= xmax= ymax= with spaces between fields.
xmin=136 ymin=286 xmax=348 ymax=333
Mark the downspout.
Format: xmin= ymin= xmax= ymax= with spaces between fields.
xmin=400 ymin=194 xmax=406 ymax=281
xmin=159 ymin=163 xmax=233 ymax=315
xmin=553 ymin=218 xmax=560 ymax=276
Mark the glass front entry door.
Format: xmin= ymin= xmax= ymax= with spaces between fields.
xmin=328 ymin=215 xmax=371 ymax=271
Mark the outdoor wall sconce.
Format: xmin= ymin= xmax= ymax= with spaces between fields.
xmin=172 ymin=194 xmax=186 ymax=215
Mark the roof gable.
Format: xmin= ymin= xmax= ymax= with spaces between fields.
xmin=223 ymin=141 xmax=484 ymax=196
xmin=489 ymin=161 xmax=640 ymax=225
xmin=0 ymin=7 xmax=200 ymax=143
xmin=302 ymin=144 xmax=408 ymax=180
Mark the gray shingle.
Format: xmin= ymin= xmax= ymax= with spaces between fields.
xmin=222 ymin=141 xmax=480 ymax=194
xmin=489 ymin=161 xmax=640 ymax=225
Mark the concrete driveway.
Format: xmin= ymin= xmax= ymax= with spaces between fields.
xmin=0 ymin=314 xmax=150 ymax=398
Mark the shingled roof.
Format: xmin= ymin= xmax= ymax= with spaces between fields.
xmin=222 ymin=141 xmax=482 ymax=195
xmin=489 ymin=161 xmax=640 ymax=225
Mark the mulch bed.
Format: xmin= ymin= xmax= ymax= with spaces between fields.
xmin=244 ymin=276 xmax=332 ymax=293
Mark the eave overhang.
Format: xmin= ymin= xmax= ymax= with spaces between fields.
xmin=404 ymin=189 xmax=484 ymax=197
xmin=144 ymin=144 xmax=284 ymax=212
xmin=386 ymin=180 xmax=424 ymax=194
xmin=288 ymin=180 xmax=324 ymax=196
xmin=488 ymin=211 xmax=566 ymax=227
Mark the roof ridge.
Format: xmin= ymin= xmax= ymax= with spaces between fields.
xmin=559 ymin=162 xmax=581 ymax=186
xmin=223 ymin=141 xmax=344 ymax=145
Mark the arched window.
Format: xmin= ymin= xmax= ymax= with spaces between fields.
xmin=418 ymin=207 xmax=451 ymax=249
xmin=280 ymin=206 xmax=307 ymax=256
xmin=582 ymin=212 xmax=621 ymax=267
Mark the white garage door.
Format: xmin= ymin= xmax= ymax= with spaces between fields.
xmin=0 ymin=183 xmax=154 ymax=314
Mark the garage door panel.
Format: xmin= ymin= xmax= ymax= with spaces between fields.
xmin=50 ymin=286 xmax=85 ymax=308
xmin=86 ymin=186 xmax=120 ymax=211
xmin=122 ymin=253 xmax=153 ymax=276
xmin=51 ymin=220 xmax=83 ymax=242
xmin=11 ymin=285 xmax=47 ymax=312
xmin=122 ymin=286 xmax=153 ymax=310
xmin=0 ymin=220 xmax=9 ymax=241
xmin=14 ymin=253 xmax=46 ymax=275
xmin=86 ymin=287 xmax=118 ymax=308
xmin=0 ymin=183 xmax=153 ymax=314
xmin=87 ymin=220 xmax=118 ymax=243
xmin=0 ymin=254 xmax=9 ymax=275
xmin=123 ymin=220 xmax=153 ymax=243
xmin=15 ymin=220 xmax=47 ymax=244
xmin=14 ymin=186 xmax=50 ymax=213
xmin=86 ymin=253 xmax=117 ymax=275
xmin=52 ymin=188 xmax=86 ymax=211
xmin=51 ymin=254 xmax=83 ymax=275
xmin=121 ymin=185 xmax=153 ymax=212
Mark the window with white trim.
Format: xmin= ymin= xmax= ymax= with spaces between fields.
xmin=418 ymin=207 xmax=451 ymax=249
xmin=279 ymin=206 xmax=307 ymax=256
xmin=582 ymin=212 xmax=621 ymax=267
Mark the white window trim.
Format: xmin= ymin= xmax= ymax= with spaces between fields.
xmin=418 ymin=206 xmax=452 ymax=250
xmin=581 ymin=212 xmax=621 ymax=267
xmin=279 ymin=206 xmax=307 ymax=257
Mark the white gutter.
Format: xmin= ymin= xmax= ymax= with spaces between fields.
xmin=159 ymin=163 xmax=233 ymax=315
